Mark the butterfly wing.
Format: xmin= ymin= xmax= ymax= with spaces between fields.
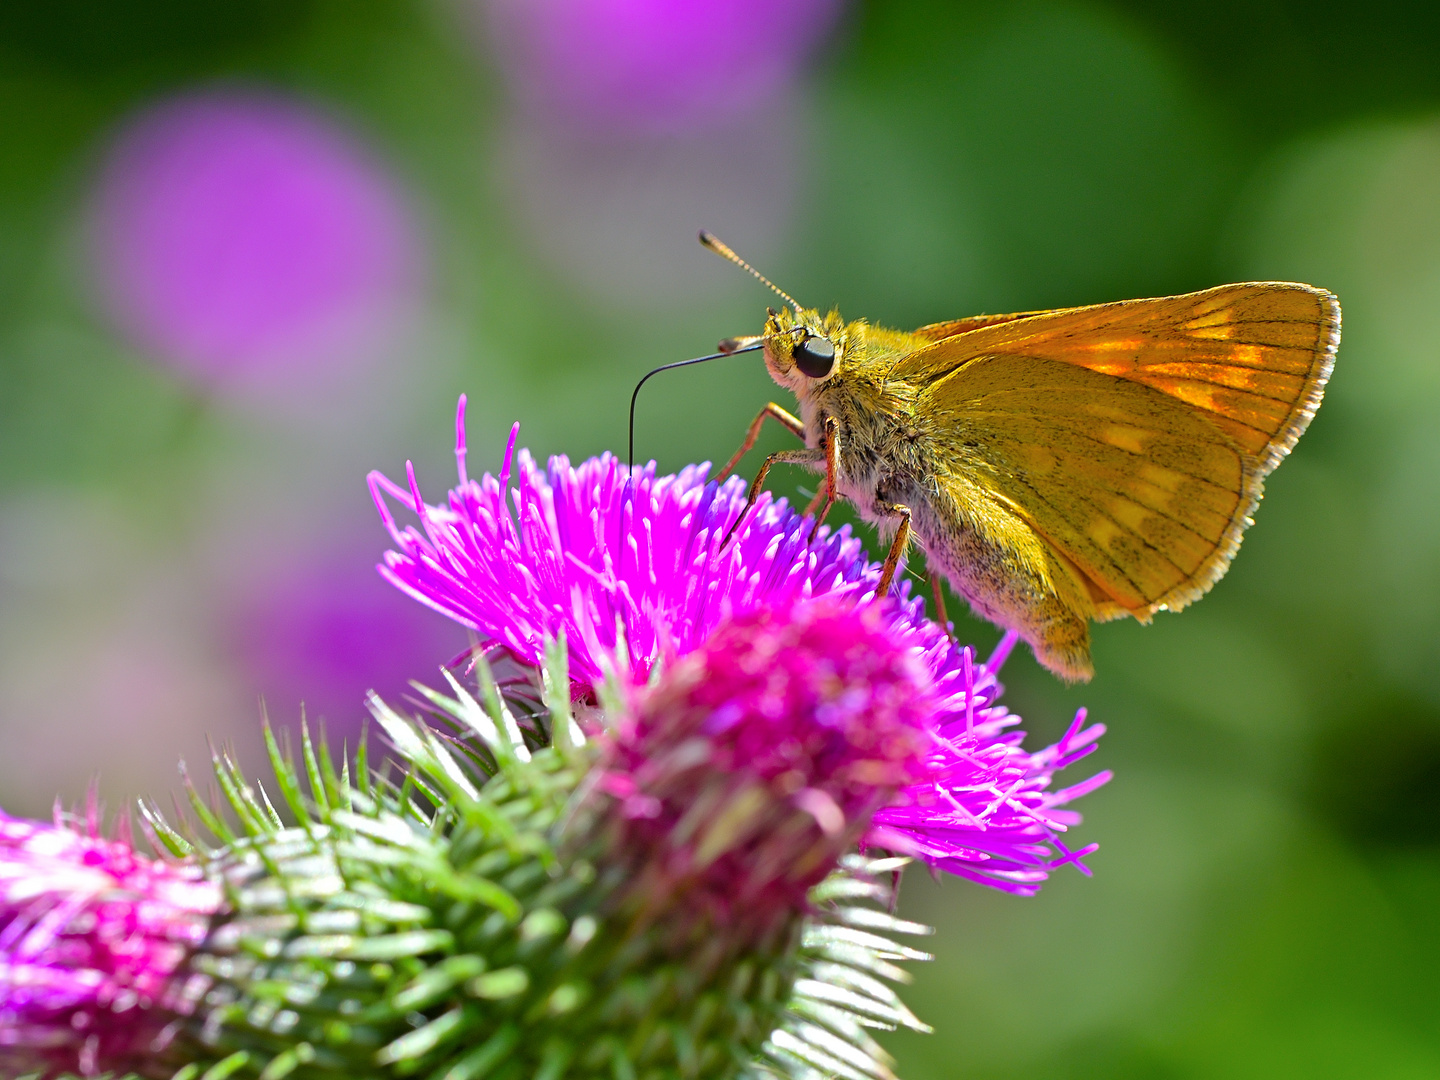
xmin=912 ymin=309 xmax=1052 ymax=342
xmin=903 ymin=283 xmax=1339 ymax=619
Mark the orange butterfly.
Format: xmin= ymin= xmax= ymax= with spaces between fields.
xmin=703 ymin=232 xmax=1339 ymax=680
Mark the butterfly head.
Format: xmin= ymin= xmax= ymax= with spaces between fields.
xmin=697 ymin=230 xmax=855 ymax=393
xmin=758 ymin=305 xmax=850 ymax=393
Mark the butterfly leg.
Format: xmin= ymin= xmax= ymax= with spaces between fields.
xmin=875 ymin=504 xmax=913 ymax=598
xmin=714 ymin=402 xmax=805 ymax=484
xmin=930 ymin=571 xmax=955 ymax=641
xmin=803 ymin=416 xmax=841 ymax=544
xmin=719 ymin=446 xmax=823 ymax=551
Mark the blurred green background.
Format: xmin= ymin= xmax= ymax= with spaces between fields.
xmin=1 ymin=1 xmax=1438 ymax=1077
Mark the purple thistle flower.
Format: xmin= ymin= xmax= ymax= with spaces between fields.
xmin=371 ymin=398 xmax=1111 ymax=894
xmin=0 ymin=806 xmax=221 ymax=1078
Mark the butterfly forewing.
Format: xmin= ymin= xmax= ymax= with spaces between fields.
xmin=904 ymin=283 xmax=1339 ymax=618
xmin=911 ymin=308 xmax=1051 ymax=342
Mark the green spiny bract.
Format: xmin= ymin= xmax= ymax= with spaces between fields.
xmin=133 ymin=646 xmax=930 ymax=1080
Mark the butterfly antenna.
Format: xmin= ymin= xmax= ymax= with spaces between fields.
xmin=699 ymin=230 xmax=802 ymax=313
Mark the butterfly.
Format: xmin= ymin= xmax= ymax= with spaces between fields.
xmin=700 ymin=232 xmax=1339 ymax=681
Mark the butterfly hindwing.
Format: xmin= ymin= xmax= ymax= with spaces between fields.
xmin=904 ymin=283 xmax=1339 ymax=618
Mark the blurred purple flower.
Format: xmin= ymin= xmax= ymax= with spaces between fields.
xmin=89 ymin=88 xmax=424 ymax=389
xmin=371 ymin=398 xmax=1110 ymax=893
xmin=0 ymin=806 xmax=221 ymax=1078
xmin=484 ymin=0 xmax=844 ymax=134
xmin=227 ymin=535 xmax=469 ymax=741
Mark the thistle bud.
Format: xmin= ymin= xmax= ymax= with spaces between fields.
xmin=593 ymin=596 xmax=932 ymax=945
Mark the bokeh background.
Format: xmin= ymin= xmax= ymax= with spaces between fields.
xmin=1 ymin=1 xmax=1438 ymax=1076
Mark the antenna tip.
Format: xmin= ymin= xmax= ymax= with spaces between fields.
xmin=699 ymin=229 xmax=802 ymax=311
xmin=699 ymin=229 xmax=735 ymax=259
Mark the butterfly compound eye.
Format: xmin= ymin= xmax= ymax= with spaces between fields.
xmin=793 ymin=334 xmax=837 ymax=379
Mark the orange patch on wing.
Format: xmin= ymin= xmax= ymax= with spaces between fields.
xmin=1097 ymin=424 xmax=1151 ymax=455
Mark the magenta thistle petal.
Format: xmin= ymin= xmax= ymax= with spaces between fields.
xmin=0 ymin=808 xmax=222 ymax=1077
xmin=872 ymin=681 xmax=1113 ymax=895
xmin=372 ymin=398 xmax=1111 ymax=893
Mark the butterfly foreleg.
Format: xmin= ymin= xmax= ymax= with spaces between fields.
xmin=930 ymin=572 xmax=954 ymax=642
xmin=714 ymin=402 xmax=805 ymax=484
xmin=803 ymin=415 xmax=841 ymax=544
xmin=719 ymin=446 xmax=824 ymax=551
xmin=875 ymin=504 xmax=912 ymax=598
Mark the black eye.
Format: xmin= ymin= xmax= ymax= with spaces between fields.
xmin=793 ymin=334 xmax=836 ymax=379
